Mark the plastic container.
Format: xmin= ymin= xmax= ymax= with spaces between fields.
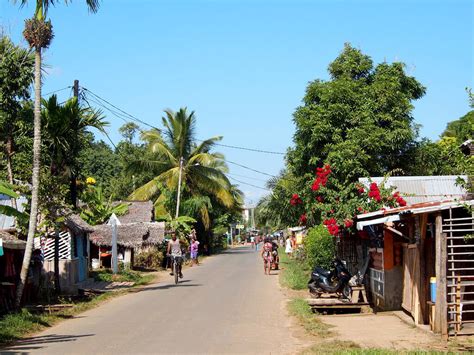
xmin=91 ymin=258 xmax=100 ymax=270
xmin=430 ymin=277 xmax=436 ymax=303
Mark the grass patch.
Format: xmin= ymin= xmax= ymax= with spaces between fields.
xmin=288 ymin=298 xmax=332 ymax=338
xmin=90 ymin=269 xmax=154 ymax=286
xmin=0 ymin=271 xmax=155 ymax=346
xmin=279 ymin=247 xmax=310 ymax=290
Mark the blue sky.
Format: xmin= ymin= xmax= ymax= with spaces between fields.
xmin=1 ymin=0 xmax=473 ymax=205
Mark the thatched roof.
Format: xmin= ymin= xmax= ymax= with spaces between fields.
xmin=116 ymin=201 xmax=154 ymax=224
xmin=0 ymin=230 xmax=26 ymax=250
xmin=65 ymin=214 xmax=95 ymax=234
xmin=89 ymin=222 xmax=165 ymax=248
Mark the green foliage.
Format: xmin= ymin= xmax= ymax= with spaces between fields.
xmin=441 ymin=110 xmax=474 ymax=144
xmin=0 ymin=35 xmax=34 ymax=121
xmin=279 ymin=247 xmax=310 ymax=290
xmin=256 ymin=170 xmax=301 ymax=229
xmin=303 ymin=225 xmax=335 ymax=269
xmin=163 ymin=215 xmax=197 ymax=238
xmin=79 ymin=185 xmax=129 ymax=226
xmin=134 ymin=249 xmax=165 ymax=270
xmin=129 ymin=108 xmax=242 ymax=230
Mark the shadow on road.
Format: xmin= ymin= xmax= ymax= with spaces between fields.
xmin=2 ymin=333 xmax=94 ymax=353
xmin=142 ymin=281 xmax=203 ymax=291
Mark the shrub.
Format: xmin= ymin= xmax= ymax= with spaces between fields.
xmin=134 ymin=250 xmax=164 ymax=270
xmin=303 ymin=224 xmax=335 ymax=270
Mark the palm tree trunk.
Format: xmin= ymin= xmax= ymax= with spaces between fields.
xmin=15 ymin=48 xmax=42 ymax=308
xmin=5 ymin=135 xmax=17 ymax=210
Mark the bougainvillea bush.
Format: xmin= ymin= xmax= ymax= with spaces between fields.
xmin=291 ymin=164 xmax=407 ymax=236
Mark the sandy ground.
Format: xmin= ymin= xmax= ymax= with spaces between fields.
xmin=2 ymin=246 xmax=307 ymax=354
xmin=321 ymin=313 xmax=443 ymax=351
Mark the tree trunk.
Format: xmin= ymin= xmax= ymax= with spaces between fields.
xmin=70 ymin=173 xmax=77 ymax=209
xmin=5 ymin=135 xmax=17 ymax=210
xmin=15 ymin=48 xmax=42 ymax=308
xmin=54 ymin=229 xmax=61 ymax=295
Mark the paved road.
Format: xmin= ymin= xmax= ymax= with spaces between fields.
xmin=3 ymin=246 xmax=305 ymax=354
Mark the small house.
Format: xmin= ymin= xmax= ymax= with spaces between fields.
xmin=354 ymin=175 xmax=473 ymax=338
xmin=34 ymin=214 xmax=95 ymax=294
xmin=88 ymin=201 xmax=165 ymax=268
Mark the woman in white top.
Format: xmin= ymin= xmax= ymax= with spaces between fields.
xmin=285 ymin=236 xmax=293 ymax=256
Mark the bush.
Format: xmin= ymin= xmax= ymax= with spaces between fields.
xmin=133 ymin=250 xmax=164 ymax=270
xmin=303 ymin=224 xmax=335 ymax=270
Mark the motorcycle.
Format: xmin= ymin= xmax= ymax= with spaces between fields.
xmin=307 ymin=258 xmax=352 ymax=300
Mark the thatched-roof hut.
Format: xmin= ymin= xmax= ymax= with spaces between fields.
xmin=88 ymin=201 xmax=164 ymax=268
xmin=89 ymin=222 xmax=165 ymax=249
xmin=115 ymin=200 xmax=154 ymax=224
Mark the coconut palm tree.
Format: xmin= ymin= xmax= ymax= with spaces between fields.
xmin=13 ymin=0 xmax=100 ymax=308
xmin=129 ymin=108 xmax=237 ymax=229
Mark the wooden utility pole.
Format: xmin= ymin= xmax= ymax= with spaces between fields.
xmin=73 ymin=79 xmax=79 ymax=101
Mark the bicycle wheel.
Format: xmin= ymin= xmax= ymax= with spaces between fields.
xmin=174 ymin=261 xmax=178 ymax=284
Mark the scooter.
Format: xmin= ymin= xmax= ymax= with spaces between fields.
xmin=308 ymin=258 xmax=352 ymax=300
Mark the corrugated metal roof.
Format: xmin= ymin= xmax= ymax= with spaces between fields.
xmin=357 ymin=199 xmax=474 ymax=222
xmin=359 ymin=175 xmax=468 ymax=205
xmin=0 ymin=194 xmax=27 ymax=230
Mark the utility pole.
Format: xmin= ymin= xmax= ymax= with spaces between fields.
xmin=175 ymin=157 xmax=184 ymax=218
xmin=73 ymin=79 xmax=79 ymax=102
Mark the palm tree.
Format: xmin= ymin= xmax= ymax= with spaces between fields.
xmin=42 ymin=94 xmax=107 ymax=206
xmin=13 ymin=0 xmax=100 ymax=308
xmin=129 ymin=108 xmax=237 ymax=230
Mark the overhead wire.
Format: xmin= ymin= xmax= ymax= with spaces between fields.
xmin=228 ymin=176 xmax=271 ymax=191
xmin=43 ymin=86 xmax=72 ymax=96
xmin=79 ymin=86 xmax=284 ymax=191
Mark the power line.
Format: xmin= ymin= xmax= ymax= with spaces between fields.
xmin=81 ymin=87 xmax=161 ymax=131
xmin=227 ymin=173 xmax=270 ymax=183
xmin=43 ymin=86 xmax=72 ymax=96
xmin=228 ymin=176 xmax=270 ymax=191
xmin=83 ymin=87 xmax=286 ymax=156
xmin=225 ymin=160 xmax=278 ymax=178
xmin=196 ymin=139 xmax=285 ymax=155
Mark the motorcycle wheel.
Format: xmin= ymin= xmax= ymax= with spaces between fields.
xmin=342 ymin=284 xmax=352 ymax=300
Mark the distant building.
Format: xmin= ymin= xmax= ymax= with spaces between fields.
xmin=242 ymin=205 xmax=256 ymax=228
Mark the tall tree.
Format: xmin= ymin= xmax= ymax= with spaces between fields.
xmin=129 ymin=108 xmax=237 ymax=229
xmin=288 ymin=43 xmax=425 ymax=186
xmin=0 ymin=36 xmax=34 ymax=193
xmin=13 ymin=0 xmax=100 ymax=308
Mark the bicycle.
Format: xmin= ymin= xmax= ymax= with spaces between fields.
xmin=168 ymin=254 xmax=183 ymax=284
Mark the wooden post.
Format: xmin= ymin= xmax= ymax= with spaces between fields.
xmin=419 ymin=213 xmax=428 ymax=324
xmin=434 ymin=213 xmax=447 ymax=336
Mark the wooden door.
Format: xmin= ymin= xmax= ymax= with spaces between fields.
xmin=402 ymin=244 xmax=420 ymax=317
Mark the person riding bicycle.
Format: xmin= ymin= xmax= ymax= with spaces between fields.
xmin=167 ymin=231 xmax=183 ymax=279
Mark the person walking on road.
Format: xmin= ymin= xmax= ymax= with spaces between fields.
xmin=190 ymin=231 xmax=200 ymax=267
xmin=255 ymin=235 xmax=260 ymax=251
xmin=261 ymin=238 xmax=274 ymax=275
xmin=285 ymin=236 xmax=293 ymax=257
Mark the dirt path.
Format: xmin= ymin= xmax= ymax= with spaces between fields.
xmin=321 ymin=313 xmax=443 ymax=351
